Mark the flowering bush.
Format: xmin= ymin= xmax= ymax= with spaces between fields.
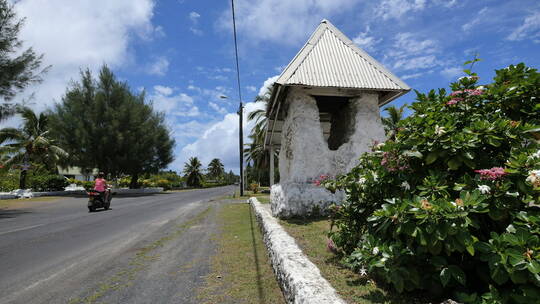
xmin=322 ymin=63 xmax=540 ymax=303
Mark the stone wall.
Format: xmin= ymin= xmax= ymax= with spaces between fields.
xmin=271 ymin=87 xmax=385 ymax=218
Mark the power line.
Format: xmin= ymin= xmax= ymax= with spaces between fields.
xmin=231 ymin=0 xmax=243 ymax=105
xmin=230 ymin=0 xmax=244 ymax=196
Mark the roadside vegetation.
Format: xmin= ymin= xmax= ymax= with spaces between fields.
xmin=319 ymin=61 xmax=540 ymax=303
xmin=198 ymin=201 xmax=284 ymax=304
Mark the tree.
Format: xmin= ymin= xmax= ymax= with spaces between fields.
xmin=48 ymin=66 xmax=174 ymax=187
xmin=244 ymin=86 xmax=278 ymax=186
xmin=381 ymin=104 xmax=407 ymax=140
xmin=0 ymin=107 xmax=67 ymax=188
xmin=0 ymin=0 xmax=48 ymax=121
xmin=183 ymin=157 xmax=203 ymax=187
xmin=207 ymin=158 xmax=224 ymax=181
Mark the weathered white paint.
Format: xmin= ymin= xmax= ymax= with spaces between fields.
xmin=270 ymin=87 xmax=385 ymax=218
xmin=270 ymin=145 xmax=275 ymax=186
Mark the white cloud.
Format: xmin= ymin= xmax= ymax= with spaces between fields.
xmin=189 ymin=11 xmax=203 ymax=35
xmin=462 ymin=7 xmax=488 ymax=32
xmin=385 ymin=32 xmax=445 ymax=72
xmin=209 ymin=102 xmax=228 ymax=114
xmin=440 ymin=66 xmax=463 ymax=79
xmin=246 ymin=86 xmax=257 ymax=92
xmin=175 ymin=75 xmax=277 ymax=173
xmin=258 ymin=75 xmax=278 ymax=97
xmin=400 ymin=72 xmax=423 ymax=80
xmin=147 ymin=56 xmax=170 ymax=76
xmin=149 ymin=87 xmax=199 ymax=117
xmin=189 ymin=11 xmax=201 ymax=23
xmin=153 ymin=85 xmax=174 ymax=96
xmin=11 ymin=0 xmax=157 ymax=112
xmin=507 ymin=11 xmax=540 ymax=41
xmin=375 ymin=0 xmax=426 ymax=20
xmin=352 ymin=26 xmax=381 ymax=52
xmin=178 ymin=101 xmax=265 ymax=173
xmin=217 ymin=0 xmax=361 ymax=45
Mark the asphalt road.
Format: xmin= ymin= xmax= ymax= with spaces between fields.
xmin=0 ymin=186 xmax=236 ymax=304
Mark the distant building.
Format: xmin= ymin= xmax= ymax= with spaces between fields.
xmin=57 ymin=167 xmax=98 ymax=181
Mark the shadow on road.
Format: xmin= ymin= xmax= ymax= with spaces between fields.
xmin=0 ymin=209 xmax=32 ymax=219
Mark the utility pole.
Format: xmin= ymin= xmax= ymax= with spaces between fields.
xmin=238 ymin=103 xmax=244 ymax=196
xmin=231 ymin=0 xmax=244 ymax=196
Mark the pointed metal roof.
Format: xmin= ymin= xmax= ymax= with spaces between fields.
xmin=276 ymin=19 xmax=410 ymax=95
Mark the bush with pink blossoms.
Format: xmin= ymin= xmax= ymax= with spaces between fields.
xmin=321 ymin=62 xmax=540 ymax=303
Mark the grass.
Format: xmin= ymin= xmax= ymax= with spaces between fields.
xmin=0 ymin=196 xmax=66 ymax=209
xmin=280 ymin=218 xmax=424 ymax=304
xmin=197 ymin=202 xmax=285 ymax=304
xmin=232 ymin=190 xmax=270 ymax=203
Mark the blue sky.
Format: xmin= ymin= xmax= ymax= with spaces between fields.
xmin=5 ymin=0 xmax=540 ymax=173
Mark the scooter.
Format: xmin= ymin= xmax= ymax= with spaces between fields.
xmin=87 ymin=188 xmax=111 ymax=212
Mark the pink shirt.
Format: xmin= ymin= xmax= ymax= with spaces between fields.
xmin=94 ymin=178 xmax=106 ymax=192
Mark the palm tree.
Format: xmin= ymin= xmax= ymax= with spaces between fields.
xmin=0 ymin=107 xmax=67 ymax=188
xmin=183 ymin=157 xmax=203 ymax=187
xmin=243 ymin=85 xmax=279 ymax=185
xmin=207 ymin=158 xmax=224 ymax=181
xmin=381 ymin=104 xmax=407 ymax=140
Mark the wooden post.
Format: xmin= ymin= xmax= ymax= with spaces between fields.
xmin=269 ymin=145 xmax=274 ymax=186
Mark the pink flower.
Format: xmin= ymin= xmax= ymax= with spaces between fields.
xmin=327 ymin=238 xmax=338 ymax=254
xmin=475 ymin=167 xmax=507 ymax=180
xmin=450 ymin=90 xmax=463 ymax=96
xmin=447 ymin=98 xmax=462 ymax=105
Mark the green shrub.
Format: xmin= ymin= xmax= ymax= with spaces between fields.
xmin=28 ymin=174 xmax=69 ymax=191
xmin=322 ymin=63 xmax=540 ymax=303
xmin=0 ymin=171 xmax=18 ymax=191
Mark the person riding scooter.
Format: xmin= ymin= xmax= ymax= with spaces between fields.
xmin=94 ymin=172 xmax=109 ymax=202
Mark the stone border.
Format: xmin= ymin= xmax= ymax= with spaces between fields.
xmin=249 ymin=197 xmax=347 ymax=304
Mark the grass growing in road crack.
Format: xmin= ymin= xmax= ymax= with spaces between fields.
xmin=68 ymin=206 xmax=213 ymax=304
xmin=197 ymin=203 xmax=284 ymax=304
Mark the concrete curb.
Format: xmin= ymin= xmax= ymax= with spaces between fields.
xmin=0 ymin=188 xmax=164 ymax=200
xmin=249 ymin=197 xmax=347 ymax=304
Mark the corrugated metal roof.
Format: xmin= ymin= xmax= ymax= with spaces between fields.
xmin=276 ymin=19 xmax=410 ymax=92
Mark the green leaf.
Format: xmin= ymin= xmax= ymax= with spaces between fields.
xmin=403 ymin=150 xmax=423 ymax=158
xmin=466 ymin=244 xmax=475 ymax=256
xmin=528 ymin=261 xmax=540 ymax=274
xmin=491 ymin=266 xmax=508 ymax=285
xmin=449 ymin=265 xmax=466 ymax=285
xmin=425 ymin=152 xmax=438 ymax=165
xmin=440 ymin=267 xmax=451 ymax=286
xmin=447 ymin=158 xmax=461 ymax=170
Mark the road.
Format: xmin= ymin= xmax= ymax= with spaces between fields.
xmin=0 ymin=186 xmax=236 ymax=304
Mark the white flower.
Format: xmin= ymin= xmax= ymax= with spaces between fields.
xmin=418 ymin=114 xmax=426 ymax=118
xmin=401 ymin=181 xmax=410 ymax=191
xmin=528 ymin=150 xmax=540 ymax=160
xmin=477 ymin=86 xmax=485 ymax=90
xmin=358 ymin=177 xmax=367 ymax=185
xmin=505 ymin=191 xmax=519 ymax=197
xmin=359 ymin=267 xmax=368 ymax=276
xmin=526 ymin=170 xmax=540 ymax=186
xmin=375 ymin=142 xmax=385 ymax=150
xmin=372 ymin=247 xmax=380 ymax=255
xmin=434 ymin=125 xmax=446 ymax=136
xmin=478 ymin=185 xmax=491 ymax=194
xmin=371 ymin=171 xmax=378 ymax=182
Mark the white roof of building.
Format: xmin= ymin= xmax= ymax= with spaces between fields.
xmin=275 ymin=19 xmax=410 ymax=96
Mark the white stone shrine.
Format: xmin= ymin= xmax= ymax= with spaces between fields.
xmin=264 ymin=20 xmax=410 ymax=218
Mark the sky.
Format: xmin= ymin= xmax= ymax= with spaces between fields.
xmin=3 ymin=0 xmax=540 ymax=174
